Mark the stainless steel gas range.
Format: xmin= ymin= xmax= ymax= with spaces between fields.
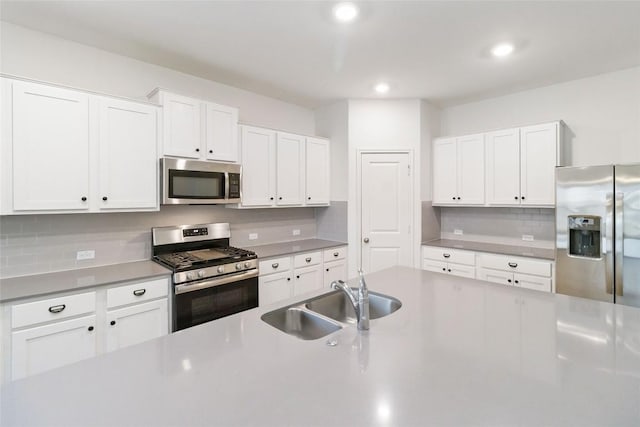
xmin=151 ymin=223 xmax=258 ymax=331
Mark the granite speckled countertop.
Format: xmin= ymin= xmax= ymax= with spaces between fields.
xmin=2 ymin=266 xmax=639 ymax=426
xmin=0 ymin=261 xmax=172 ymax=303
xmin=244 ymin=238 xmax=346 ymax=259
xmin=423 ymin=238 xmax=555 ymax=260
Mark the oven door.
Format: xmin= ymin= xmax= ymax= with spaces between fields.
xmin=173 ymin=270 xmax=258 ymax=331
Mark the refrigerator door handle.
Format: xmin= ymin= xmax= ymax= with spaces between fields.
xmin=615 ymin=191 xmax=624 ymax=297
xmin=605 ymin=192 xmax=614 ymax=295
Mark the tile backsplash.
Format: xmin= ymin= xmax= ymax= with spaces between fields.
xmin=316 ymin=201 xmax=348 ymax=242
xmin=0 ymin=206 xmax=317 ymax=278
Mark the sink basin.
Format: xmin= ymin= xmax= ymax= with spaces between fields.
xmin=305 ymin=289 xmax=402 ymax=324
xmin=261 ymin=307 xmax=342 ymax=340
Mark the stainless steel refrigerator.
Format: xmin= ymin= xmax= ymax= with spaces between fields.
xmin=556 ymin=164 xmax=640 ymax=307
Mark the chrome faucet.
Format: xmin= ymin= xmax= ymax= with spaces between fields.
xmin=331 ymin=269 xmax=370 ymax=330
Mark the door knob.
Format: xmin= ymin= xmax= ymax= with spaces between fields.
xmin=363 ymin=238 xmax=370 ymax=243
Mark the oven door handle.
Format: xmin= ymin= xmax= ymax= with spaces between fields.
xmin=174 ymin=269 xmax=258 ymax=295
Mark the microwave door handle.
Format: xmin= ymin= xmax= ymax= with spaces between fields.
xmin=225 ymin=172 xmax=230 ymax=201
xmin=615 ymin=192 xmax=624 ymax=297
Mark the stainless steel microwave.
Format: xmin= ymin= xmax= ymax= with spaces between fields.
xmin=160 ymin=158 xmax=241 ymax=205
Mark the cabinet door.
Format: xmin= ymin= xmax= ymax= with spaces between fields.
xmin=97 ymin=98 xmax=158 ymax=210
xmin=305 ymin=137 xmax=330 ymax=205
xmin=293 ymin=265 xmax=323 ymax=296
xmin=422 ymin=259 xmax=448 ymax=274
xmin=477 ymin=268 xmax=513 ymax=286
xmin=11 ymin=314 xmax=97 ymax=380
xmin=161 ymin=92 xmax=202 ymax=158
xmin=276 ymin=132 xmax=305 ymax=206
xmin=106 ymin=299 xmax=168 ymax=353
xmin=240 ymin=126 xmax=276 ymax=207
xmin=457 ymin=134 xmax=485 ymax=205
xmin=323 ymin=259 xmax=347 ymax=288
xmin=12 ymin=81 xmax=90 ymax=211
xmin=205 ymin=102 xmax=238 ymax=162
xmin=514 ymin=273 xmax=552 ymax=293
xmin=485 ymin=128 xmax=520 ymax=205
xmin=259 ymin=272 xmax=292 ymax=307
xmin=432 ymin=138 xmax=457 ymax=204
xmin=447 ymin=262 xmax=476 ymax=279
xmin=520 ymin=122 xmax=558 ymax=206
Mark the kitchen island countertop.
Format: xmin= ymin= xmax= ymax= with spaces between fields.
xmin=2 ymin=266 xmax=639 ymax=426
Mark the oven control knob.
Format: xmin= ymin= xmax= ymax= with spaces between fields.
xmin=187 ymin=272 xmax=196 ymax=280
xmin=235 ymin=263 xmax=243 ymax=270
xmin=217 ymin=266 xmax=224 ymax=274
xmin=244 ymin=262 xmax=251 ymax=268
xmin=198 ymin=270 xmax=205 ymax=278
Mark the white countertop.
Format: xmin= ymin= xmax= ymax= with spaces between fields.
xmin=423 ymin=238 xmax=555 ymax=260
xmin=244 ymin=238 xmax=346 ymax=259
xmin=2 ymin=266 xmax=639 ymax=426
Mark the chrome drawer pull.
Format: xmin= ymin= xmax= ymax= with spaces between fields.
xmin=443 ymin=253 xmax=451 ymax=258
xmin=508 ymin=262 xmax=518 ymax=268
xmin=48 ymin=304 xmax=66 ymax=314
xmin=133 ymin=289 xmax=146 ymax=297
xmin=305 ymin=257 xmax=312 ymax=263
xmin=272 ymin=263 xmax=279 ymax=269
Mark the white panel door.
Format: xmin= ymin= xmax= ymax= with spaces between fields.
xmin=520 ymin=122 xmax=558 ymax=206
xmin=106 ymin=299 xmax=168 ymax=353
xmin=486 ymin=128 xmax=520 ymax=205
xmin=457 ymin=134 xmax=485 ymax=205
xmin=11 ymin=315 xmax=97 ymax=380
xmin=432 ymin=138 xmax=457 ymax=204
xmin=259 ymin=272 xmax=292 ymax=307
xmin=12 ymin=81 xmax=90 ymax=211
xmin=205 ymin=102 xmax=238 ymax=162
xmin=293 ymin=265 xmax=323 ymax=296
xmin=162 ymin=92 xmax=202 ymax=158
xmin=305 ymin=137 xmax=330 ymax=205
xmin=276 ymin=132 xmax=305 ymax=206
xmin=240 ymin=126 xmax=276 ymax=207
xmin=97 ymin=97 xmax=158 ymax=210
xmin=323 ymin=259 xmax=347 ymax=288
xmin=360 ymin=152 xmax=412 ymax=274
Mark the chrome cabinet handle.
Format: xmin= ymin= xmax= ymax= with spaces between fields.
xmin=133 ymin=289 xmax=146 ymax=296
xmin=305 ymin=257 xmax=312 ymax=263
xmin=443 ymin=253 xmax=451 ymax=258
xmin=48 ymin=304 xmax=66 ymax=314
xmin=271 ymin=263 xmax=279 ymax=269
xmin=363 ymin=238 xmax=369 ymax=243
xmin=508 ymin=262 xmax=518 ymax=268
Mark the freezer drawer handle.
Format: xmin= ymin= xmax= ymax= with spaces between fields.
xmin=133 ymin=289 xmax=146 ymax=297
xmin=443 ymin=253 xmax=451 ymax=258
xmin=48 ymin=304 xmax=66 ymax=314
xmin=508 ymin=262 xmax=518 ymax=268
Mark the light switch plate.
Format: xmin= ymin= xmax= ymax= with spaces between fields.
xmin=76 ymin=250 xmax=95 ymax=261
xmin=249 ymin=233 xmax=258 ymax=240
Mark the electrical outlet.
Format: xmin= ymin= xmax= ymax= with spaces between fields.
xmin=249 ymin=233 xmax=258 ymax=240
xmin=76 ymin=250 xmax=95 ymax=261
xmin=292 ymin=229 xmax=301 ymax=236
xmin=522 ymin=235 xmax=534 ymax=241
xmin=453 ymin=229 xmax=463 ymax=235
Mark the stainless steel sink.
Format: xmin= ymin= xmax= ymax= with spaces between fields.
xmin=261 ymin=288 xmax=402 ymax=340
xmin=305 ymin=289 xmax=402 ymax=324
xmin=260 ymin=307 xmax=342 ymax=340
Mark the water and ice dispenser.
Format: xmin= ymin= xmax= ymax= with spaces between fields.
xmin=568 ymin=215 xmax=601 ymax=258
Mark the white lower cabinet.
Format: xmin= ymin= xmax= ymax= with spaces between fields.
xmin=258 ymin=246 xmax=347 ymax=307
xmin=422 ymin=247 xmax=476 ymax=279
xmin=4 ymin=276 xmax=170 ymax=382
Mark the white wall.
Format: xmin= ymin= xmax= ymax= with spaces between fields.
xmin=0 ymin=22 xmax=315 ymax=134
xmin=347 ymin=99 xmax=423 ymax=277
xmin=420 ymin=100 xmax=441 ymax=201
xmin=441 ymin=66 xmax=640 ymax=166
xmin=314 ymin=101 xmax=348 ymax=201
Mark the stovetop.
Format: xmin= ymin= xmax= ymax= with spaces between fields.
xmin=154 ymin=246 xmax=257 ymax=272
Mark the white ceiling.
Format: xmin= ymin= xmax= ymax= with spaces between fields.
xmin=2 ymin=1 xmax=640 ymax=109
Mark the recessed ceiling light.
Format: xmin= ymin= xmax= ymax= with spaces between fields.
xmin=333 ymin=2 xmax=359 ymax=22
xmin=491 ymin=43 xmax=514 ymax=57
xmin=374 ymin=82 xmax=390 ymax=94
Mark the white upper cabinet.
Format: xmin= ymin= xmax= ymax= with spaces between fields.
xmin=1 ymin=77 xmax=160 ymax=215
xmin=486 ymin=122 xmax=562 ymax=207
xmin=276 ymin=132 xmax=305 ymax=206
xmin=240 ymin=125 xmax=277 ymax=207
xmin=97 ymin=97 xmax=158 ymax=210
xmin=149 ymin=89 xmax=238 ymax=162
xmin=305 ymin=137 xmax=330 ymax=205
xmin=236 ymin=125 xmax=330 ymax=209
xmin=205 ymin=102 xmax=239 ymax=162
xmin=12 ymin=81 xmax=90 ymax=211
xmin=432 ymin=134 xmax=485 ymax=205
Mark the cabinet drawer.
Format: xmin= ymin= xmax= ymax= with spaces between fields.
xmin=294 ymin=251 xmax=322 ymax=268
xmin=107 ymin=278 xmax=169 ymax=309
xmin=478 ymin=253 xmax=551 ymax=277
xmin=259 ymin=256 xmax=291 ymax=276
xmin=422 ymin=246 xmax=475 ymax=266
xmin=12 ymin=291 xmax=96 ymax=329
xmin=323 ymin=246 xmax=346 ymax=262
